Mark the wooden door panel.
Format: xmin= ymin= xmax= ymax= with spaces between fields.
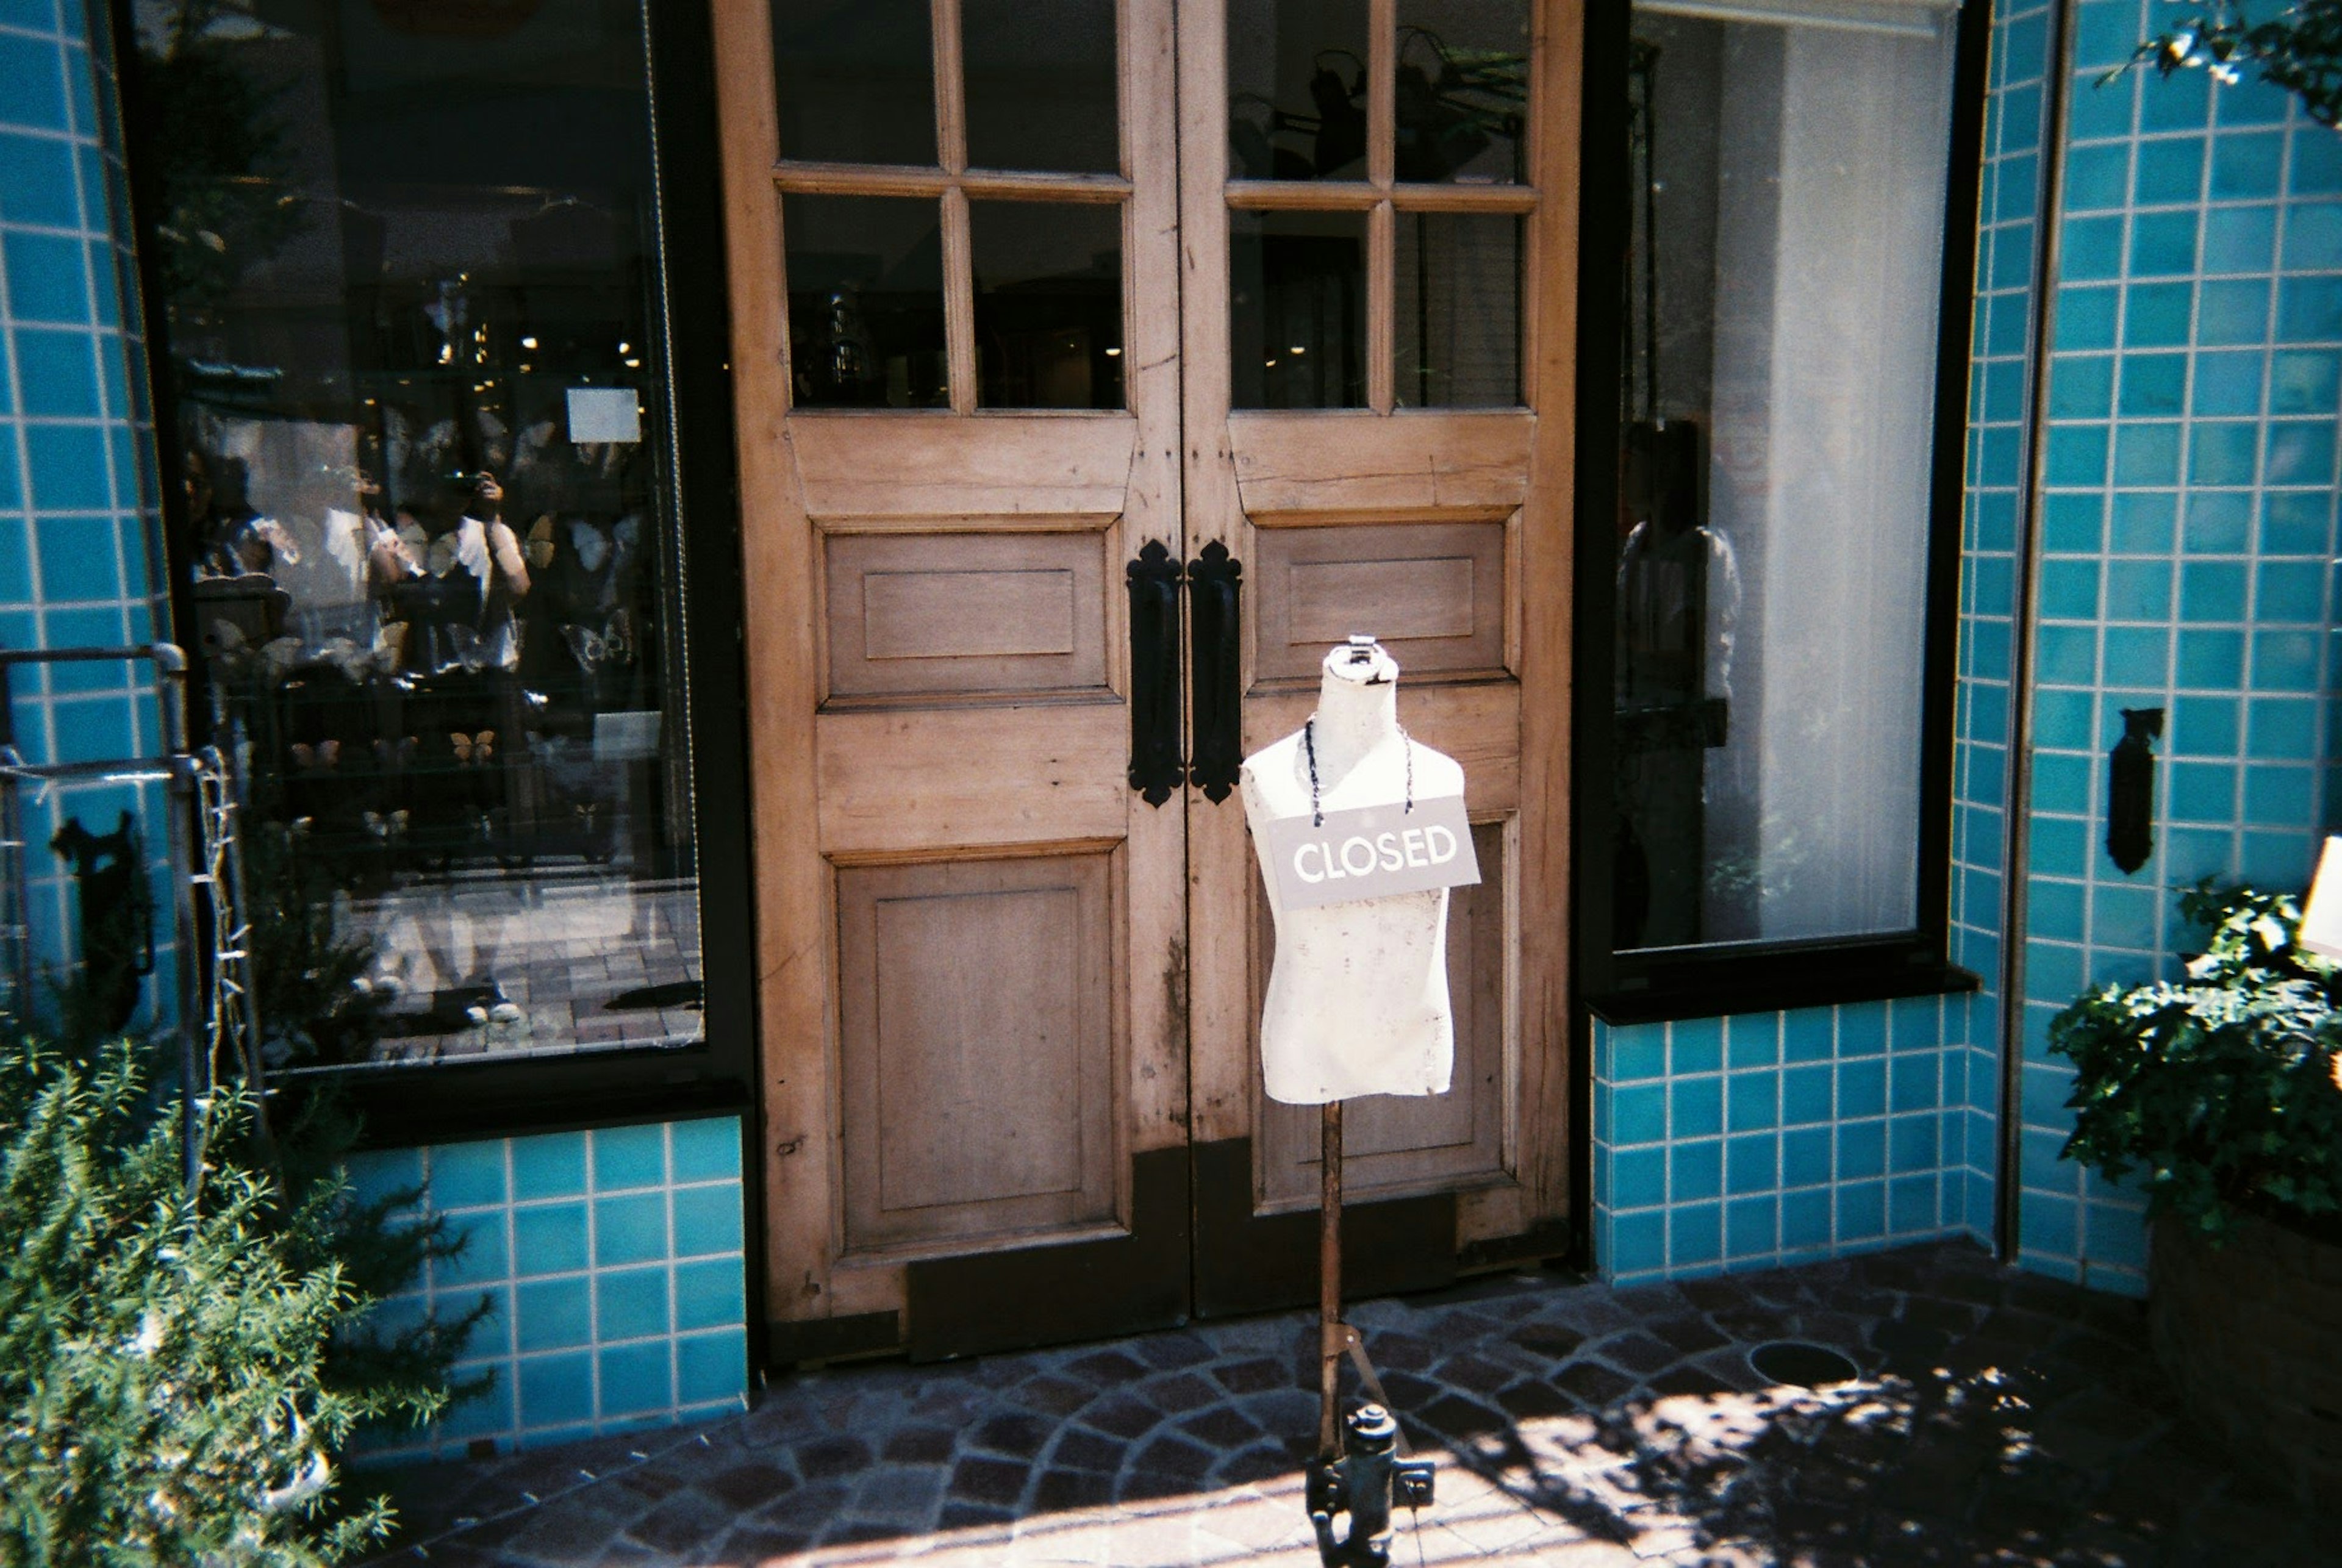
xmin=1252 ymin=520 xmax=1509 ymax=684
xmin=1228 ymin=410 xmax=1533 ymax=518
xmin=814 ymin=706 xmax=1132 ymax=854
xmin=1254 ymin=820 xmax=1509 ymax=1209
xmin=837 ymin=851 xmax=1120 ymax=1255
xmin=790 ymin=413 xmax=1137 ymax=520
xmin=822 ymin=529 xmax=1113 ymax=700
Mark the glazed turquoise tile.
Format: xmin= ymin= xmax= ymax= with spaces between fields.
xmin=2030 ymin=814 xmax=2090 ymax=876
xmin=2042 ymin=501 xmax=2117 ymax=561
xmin=1611 ymin=1145 xmax=1667 ymax=1210
xmin=1725 ymin=1196 xmax=1777 ymax=1260
xmin=514 ymin=1278 xmax=592 ymax=1353
xmin=2253 ymin=557 xmax=2325 ymax=621
xmin=1889 ymin=1173 xmax=1941 ymax=1234
xmin=2243 ymin=762 xmax=2315 ymax=824
xmin=2210 ymin=129 xmax=2284 ymax=199
xmin=435 ymin=1214 xmax=509 ymax=1289
xmin=2019 ymin=1191 xmax=2080 ymax=1259
xmin=671 ymin=1185 xmax=743 ymax=1258
xmin=1725 ymin=1133 xmax=1777 ymax=1195
xmin=2247 ymin=696 xmax=2319 ymax=759
xmin=597 ymin=1342 xmax=672 ymax=1417
xmin=512 ymin=1201 xmax=589 ymax=1278
xmin=2277 ymin=274 xmax=2342 ymax=340
xmin=2112 ymin=420 xmax=2180 ymax=484
xmin=2201 ymin=203 xmax=2277 ymax=273
xmin=2165 ymin=759 xmax=2238 ymax=822
xmin=1670 ymin=1076 xmax=1723 ymax=1140
xmin=2100 ymin=558 xmax=2172 ymax=621
xmin=2263 ymin=422 xmax=2337 ymax=487
xmin=2044 ymin=421 xmax=2110 ymax=484
xmin=2055 ymin=284 xmax=2120 ymax=349
xmin=2289 ymin=122 xmax=2342 ymax=193
xmin=673 ymin=1257 xmax=746 ymax=1334
xmin=2062 ymin=141 xmax=2130 ymax=210
xmin=2179 ymin=559 xmax=2249 ymax=620
xmin=594 ymin=1265 xmax=670 ymax=1343
xmin=2030 ymin=750 xmax=2093 ymax=814
xmin=430 ymin=1140 xmax=509 ymax=1212
xmin=676 ymin=1329 xmax=747 ymax=1408
xmin=1611 ymin=1083 xmax=1665 ymax=1145
xmin=2114 ymin=351 xmax=2183 ymax=416
xmin=2128 ymin=209 xmax=2198 ymax=275
xmin=2034 ymin=623 xmax=2097 ymax=685
xmin=2060 ymin=213 xmax=2124 ymax=280
xmin=1837 ymin=1180 xmax=1888 ymax=1242
xmin=1610 ymin=1209 xmax=1665 ymax=1275
xmin=2102 ymin=626 xmax=2171 ymax=684
xmin=2197 ymin=278 xmax=2271 ymax=346
xmin=1609 ymin=1023 xmax=1667 ymax=1081
xmin=1780 ymin=1006 xmax=1836 ymax=1067
xmin=1725 ymin=1012 xmax=1780 ymax=1069
xmin=1727 ymin=1073 xmax=1780 ymax=1134
xmin=2121 ymin=281 xmax=2193 ymax=346
xmin=592 ymin=1124 xmax=668 ymax=1192
xmin=1669 ymin=1016 xmax=1722 ymax=1076
xmin=1670 ymin=1139 xmax=1722 ymax=1205
xmin=510 ymin=1132 xmax=589 ymax=1201
xmin=1669 ymin=1202 xmax=1722 ymax=1269
xmin=2171 ymin=693 xmax=2241 ymax=755
xmin=2174 ymin=627 xmax=2246 ymax=686
xmin=2250 ymin=628 xmax=2320 ymax=689
xmin=2269 ymin=350 xmax=2341 ymax=415
xmin=592 ymin=1193 xmax=668 ymax=1267
xmin=1780 ymin=1062 xmax=1833 ymax=1128
xmin=2037 ymin=557 xmax=2100 ymax=620
xmin=669 ymin=1117 xmax=743 ymax=1184
xmin=1781 ymin=1123 xmax=1832 ymax=1189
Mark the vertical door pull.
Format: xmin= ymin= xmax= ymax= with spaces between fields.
xmin=1187 ymin=542 xmax=1243 ymax=802
xmin=1126 ymin=540 xmax=1184 ymax=806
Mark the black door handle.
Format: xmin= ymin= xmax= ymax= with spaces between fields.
xmin=1186 ymin=542 xmax=1242 ymax=802
xmin=1126 ymin=540 xmax=1183 ymax=806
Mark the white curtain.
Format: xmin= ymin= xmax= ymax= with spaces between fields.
xmin=1699 ymin=11 xmax=1957 ymax=940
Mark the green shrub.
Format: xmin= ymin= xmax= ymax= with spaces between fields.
xmin=2049 ymin=882 xmax=2342 ymax=1238
xmin=0 ymin=1039 xmax=465 ymax=1564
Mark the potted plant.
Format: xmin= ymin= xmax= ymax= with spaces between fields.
xmin=2049 ymin=881 xmax=2342 ymax=1513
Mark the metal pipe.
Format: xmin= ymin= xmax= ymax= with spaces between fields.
xmin=1319 ymin=1098 xmax=1344 ymax=1458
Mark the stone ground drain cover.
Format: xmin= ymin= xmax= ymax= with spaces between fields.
xmin=1746 ymin=1340 xmax=1860 ymax=1387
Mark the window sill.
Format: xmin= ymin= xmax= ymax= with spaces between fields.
xmin=1585 ymin=937 xmax=1979 ymax=1027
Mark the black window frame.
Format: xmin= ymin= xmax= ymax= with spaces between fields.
xmin=1572 ymin=0 xmax=1994 ymax=1026
xmin=113 ymin=0 xmax=759 ymax=1150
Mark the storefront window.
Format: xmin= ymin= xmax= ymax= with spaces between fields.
xmin=1613 ymin=0 xmax=1959 ymax=952
xmin=127 ymin=0 xmax=701 ymax=1069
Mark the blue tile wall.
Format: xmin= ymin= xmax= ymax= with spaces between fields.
xmin=347 ymin=1117 xmax=749 ymax=1462
xmin=0 ymin=0 xmax=173 ymax=1031
xmin=1591 ymin=1000 xmax=1969 ymax=1284
xmin=2005 ymin=0 xmax=2342 ymax=1297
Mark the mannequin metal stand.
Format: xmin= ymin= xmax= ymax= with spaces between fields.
xmin=1307 ymin=1100 xmax=1435 ymax=1568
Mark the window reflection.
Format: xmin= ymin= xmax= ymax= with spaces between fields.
xmin=963 ymin=0 xmax=1119 ymax=173
xmin=134 ymin=0 xmax=702 ymax=1068
xmin=1395 ymin=0 xmax=1528 ymax=183
xmin=1395 ymin=211 xmax=1521 ymax=406
xmin=784 ymin=195 xmax=950 ymax=408
xmin=1228 ymin=0 xmax=1369 ymax=180
xmin=1612 ymin=3 xmax=1955 ymax=951
xmin=972 ymin=201 xmax=1123 ymax=409
xmin=772 ymin=0 xmax=940 ymax=167
xmin=1231 ymin=209 xmax=1367 ymax=409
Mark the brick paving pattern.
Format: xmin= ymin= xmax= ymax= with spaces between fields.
xmin=367 ymin=1242 xmax=2337 ymax=1566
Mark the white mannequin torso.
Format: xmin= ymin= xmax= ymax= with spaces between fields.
xmin=1240 ymin=639 xmax=1463 ymax=1104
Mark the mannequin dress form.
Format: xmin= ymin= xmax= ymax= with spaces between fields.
xmin=1240 ymin=637 xmax=1464 ymax=1104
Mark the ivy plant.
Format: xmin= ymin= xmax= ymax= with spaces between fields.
xmin=2049 ymin=881 xmax=2342 ymax=1238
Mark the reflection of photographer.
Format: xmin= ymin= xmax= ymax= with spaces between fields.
xmin=386 ymin=469 xmax=531 ymax=676
xmin=1613 ymin=420 xmax=1738 ymax=950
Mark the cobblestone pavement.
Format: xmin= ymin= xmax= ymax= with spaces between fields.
xmin=368 ymin=1241 xmax=2337 ymax=1566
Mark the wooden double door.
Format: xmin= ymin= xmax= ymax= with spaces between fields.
xmin=714 ymin=0 xmax=1580 ymax=1361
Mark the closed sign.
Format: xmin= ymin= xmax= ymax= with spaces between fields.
xmin=1259 ymin=796 xmax=1481 ymax=911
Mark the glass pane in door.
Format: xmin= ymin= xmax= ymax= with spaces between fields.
xmin=1230 ymin=208 xmax=1367 ymax=409
xmin=1228 ymin=0 xmax=1370 ymax=180
xmin=1395 ymin=211 xmax=1522 ymax=407
xmin=783 ymin=195 xmax=950 ymax=408
xmin=962 ymin=0 xmax=1120 ymax=173
xmin=772 ymin=0 xmax=940 ymax=166
xmin=971 ymin=201 xmax=1125 ymax=409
